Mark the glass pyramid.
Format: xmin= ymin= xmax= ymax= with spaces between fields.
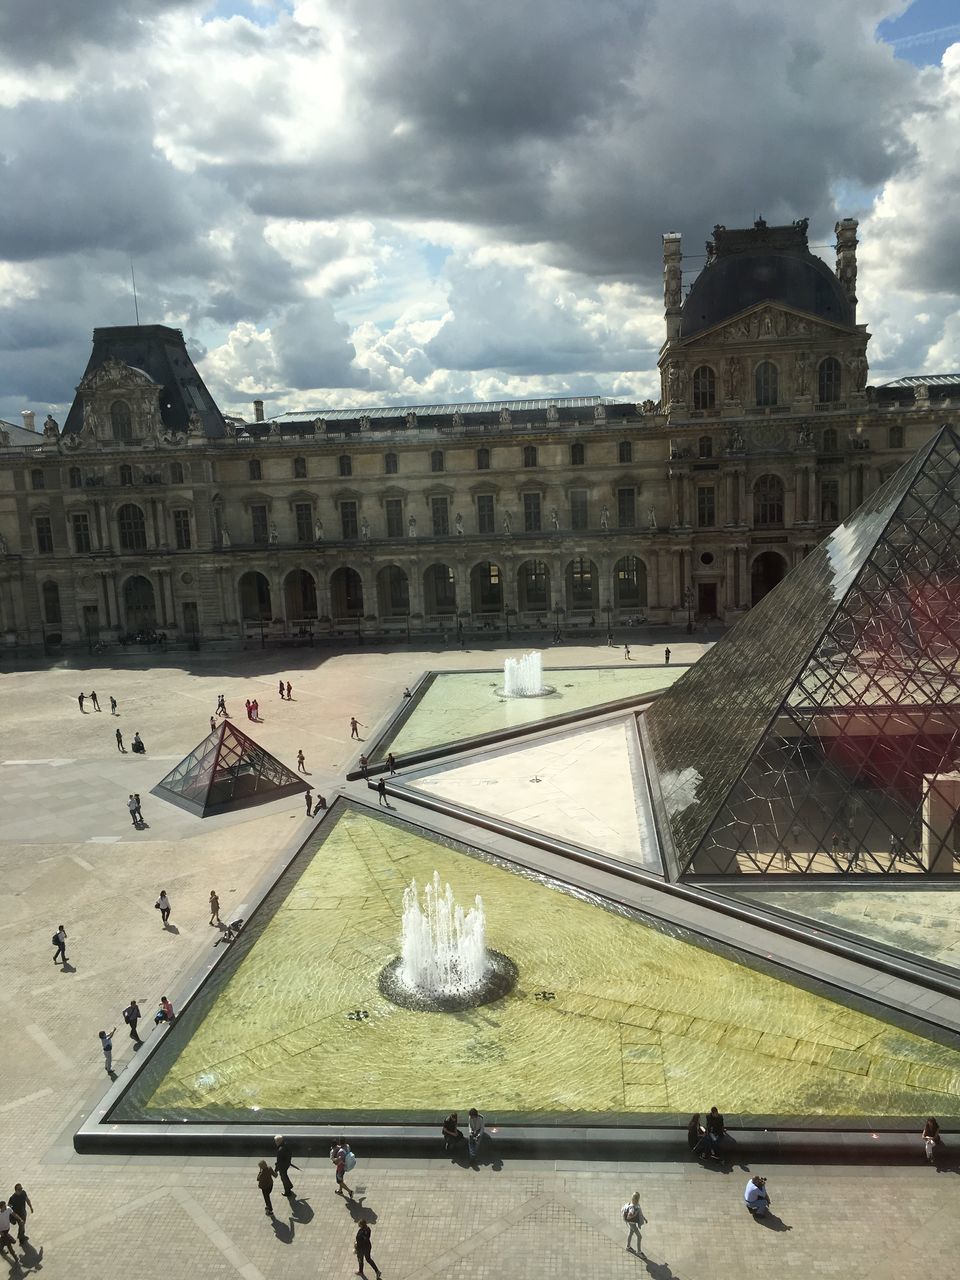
xmin=643 ymin=424 xmax=960 ymax=878
xmin=152 ymin=720 xmax=308 ymax=817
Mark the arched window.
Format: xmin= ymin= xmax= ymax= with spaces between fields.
xmin=169 ymin=461 xmax=184 ymax=484
xmin=571 ymin=442 xmax=585 ymax=466
xmin=889 ymin=424 xmax=904 ymax=449
xmin=822 ymin=427 xmax=838 ymax=453
xmin=698 ymin=435 xmax=713 ymax=459
xmin=31 ymin=468 xmax=45 ymax=490
xmin=754 ymin=474 xmax=784 ymax=527
xmin=117 ymin=503 xmax=147 ymax=551
xmin=384 ymin=452 xmax=398 ymax=474
xmin=755 ymin=362 xmax=779 ymax=407
xmin=476 ymin=447 xmax=490 ymax=470
xmin=248 ymin=458 xmax=262 ymax=481
xmin=293 ymin=456 xmax=307 ymax=479
xmin=42 ymin=580 xmax=61 ymax=625
xmin=692 ymin=365 xmax=716 ymax=410
xmin=111 ymin=400 xmax=133 ymax=442
xmin=338 ymin=454 xmax=352 ymax=478
xmin=119 ymin=464 xmax=133 ymax=486
xmin=817 ymin=357 xmax=842 ymax=404
xmin=522 ymin=445 xmax=537 ymax=468
xmin=430 ymin=449 xmax=444 ymax=473
xmin=69 ymin=466 xmax=82 ymax=489
xmin=618 ymin=440 xmax=633 ymax=464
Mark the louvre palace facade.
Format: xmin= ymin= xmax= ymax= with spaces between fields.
xmin=1 ymin=216 xmax=958 ymax=650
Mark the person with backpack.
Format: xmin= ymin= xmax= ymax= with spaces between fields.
xmin=332 ymin=1138 xmax=355 ymax=1198
xmin=52 ymin=925 xmax=67 ymax=965
xmin=621 ymin=1192 xmax=643 ymax=1253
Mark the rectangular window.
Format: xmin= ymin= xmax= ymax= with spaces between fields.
xmin=251 ymin=504 xmax=269 ymax=544
xmin=294 ymin=502 xmax=313 ymax=543
xmin=431 ymin=496 xmax=449 ymax=536
xmin=385 ymin=498 xmax=404 ymax=538
xmin=821 ymin=477 xmax=839 ymax=523
xmin=72 ymin=512 xmax=92 ymax=553
xmin=82 ymin=603 xmax=100 ymax=638
xmin=570 ymin=489 xmax=588 ymax=531
xmin=248 ymin=459 xmax=262 ymax=481
xmin=522 ymin=492 xmax=541 ymax=532
xmin=35 ymin=515 xmax=53 ymax=554
xmin=476 ymin=494 xmax=495 ymax=534
xmin=173 ymin=509 xmax=192 ymax=549
xmin=617 ymin=487 xmax=636 ymax=528
xmin=696 ymin=486 xmax=716 ymax=528
xmin=340 ymin=500 xmax=358 ymax=540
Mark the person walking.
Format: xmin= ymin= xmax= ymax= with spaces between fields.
xmin=78 ymin=692 xmax=86 ymax=713
xmin=245 ymin=699 xmax=252 ymax=720
xmin=156 ymin=890 xmax=171 ymax=926
xmin=350 ymin=717 xmax=362 ymax=740
xmin=0 ymin=1202 xmax=23 ymax=1264
xmin=467 ymin=1108 xmax=484 ymax=1163
xmin=133 ymin=793 xmax=143 ymax=824
xmin=52 ymin=924 xmax=67 ymax=965
xmin=332 ymin=1139 xmax=354 ymax=1198
xmin=664 ymin=646 xmax=671 ymax=665
xmin=110 ymin=695 xmax=118 ymax=715
xmin=216 ymin=694 xmax=227 ymax=716
xmin=359 ymin=754 xmax=369 ymax=779
xmin=251 ymin=699 xmax=259 ymax=721
xmin=128 ymin=795 xmax=139 ymax=827
xmin=744 ymin=1174 xmax=770 ymax=1218
xmin=90 ymin=690 xmax=101 ymax=711
xmin=209 ymin=891 xmax=221 ymax=926
xmin=622 ymin=1192 xmax=643 ymax=1254
xmin=387 ymin=752 xmax=397 ymax=775
xmin=377 ymin=777 xmax=388 ymax=807
xmin=624 ymin=643 xmax=631 ymax=660
xmin=273 ymin=1135 xmax=296 ymax=1198
xmin=297 ymin=749 xmax=306 ymax=772
xmin=99 ymin=1027 xmax=116 ymax=1076
xmin=7 ymin=1186 xmax=31 ymax=1246
xmin=285 ymin=681 xmax=292 ymax=700
xmin=355 ymin=1219 xmax=381 ymax=1279
xmin=123 ymin=999 xmax=143 ymax=1048
xmin=116 ymin=728 xmax=125 ymax=753
xmin=279 ymin=679 xmax=286 ymax=699
xmin=256 ymin=1160 xmax=276 ymax=1216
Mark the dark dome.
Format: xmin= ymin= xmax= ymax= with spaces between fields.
xmin=680 ymin=250 xmax=854 ymax=339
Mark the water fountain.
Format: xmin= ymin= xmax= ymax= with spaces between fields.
xmin=379 ymin=870 xmax=517 ymax=1011
xmin=500 ymin=650 xmax=554 ymax=698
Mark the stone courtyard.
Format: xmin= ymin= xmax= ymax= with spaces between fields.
xmin=1 ymin=635 xmax=958 ymax=1279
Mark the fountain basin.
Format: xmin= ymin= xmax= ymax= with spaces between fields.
xmin=378 ymin=949 xmax=518 ymax=1012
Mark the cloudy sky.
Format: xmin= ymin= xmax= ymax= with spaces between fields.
xmin=1 ymin=0 xmax=959 ymax=424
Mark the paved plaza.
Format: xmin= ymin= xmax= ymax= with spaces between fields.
xmin=1 ymin=636 xmax=958 ymax=1279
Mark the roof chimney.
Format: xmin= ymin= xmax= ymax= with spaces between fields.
xmin=253 ymin=399 xmax=264 ymax=423
xmin=21 ymin=409 xmax=36 ymax=432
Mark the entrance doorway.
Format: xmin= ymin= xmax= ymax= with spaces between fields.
xmin=697 ymin=582 xmax=717 ymax=618
xmin=751 ymin=550 xmax=788 ymax=605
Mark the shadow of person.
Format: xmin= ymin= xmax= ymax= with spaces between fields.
xmin=643 ymin=1257 xmax=682 ymax=1280
xmin=59 ymin=961 xmax=76 ymax=974
xmin=271 ymin=1215 xmax=294 ymax=1244
xmin=163 ymin=923 xmax=180 ymax=935
xmin=18 ymin=1240 xmax=43 ymax=1271
xmin=754 ymin=1211 xmax=791 ymax=1232
xmin=290 ymin=1197 xmax=314 ymax=1224
xmin=347 ymin=1196 xmax=378 ymax=1224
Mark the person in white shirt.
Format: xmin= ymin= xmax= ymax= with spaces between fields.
xmin=0 ymin=1202 xmax=23 ymax=1261
xmin=621 ymin=1192 xmax=643 ymax=1252
xmin=744 ymin=1175 xmax=770 ymax=1217
xmin=467 ymin=1109 xmax=484 ymax=1162
xmin=99 ymin=1027 xmax=116 ymax=1075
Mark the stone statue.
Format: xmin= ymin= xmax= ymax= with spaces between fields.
xmin=0 ymin=426 xmax=8 ymax=447
xmin=452 ymin=410 xmax=464 ymax=427
xmin=499 ymin=407 xmax=512 ymax=425
xmin=269 ymin=522 xmax=280 ymax=545
xmin=664 ymin=262 xmax=682 ymax=309
xmin=848 ymin=353 xmax=869 ymax=391
xmin=551 ymin=507 xmax=560 ymax=531
xmin=405 ymin=411 xmax=417 ymax=428
xmin=221 ymin=524 xmax=231 ymax=548
xmin=455 ymin=512 xmax=464 ymax=536
xmin=723 ymin=356 xmax=742 ymax=401
xmin=42 ymin=414 xmax=59 ymax=438
xmin=648 ymin=507 xmax=658 ymax=530
xmin=314 ymin=519 xmax=324 ymax=542
xmin=600 ymin=504 xmax=610 ymax=531
xmin=795 ymin=424 xmax=813 ymax=448
xmin=726 ymin=318 xmax=749 ymax=341
xmin=187 ymin=410 xmax=202 ymax=434
xmin=794 ymin=350 xmax=809 ymax=396
xmin=594 ymin=402 xmax=606 ymax=421
xmin=0 ymin=531 xmax=8 ymax=553
xmin=359 ymin=414 xmax=371 ymax=431
xmin=641 ymin=399 xmax=657 ymax=414
xmin=546 ymin=404 xmax=559 ymax=421
xmin=502 ymin=510 xmax=512 ymax=535
xmin=360 ymin=516 xmax=369 ymax=540
xmin=759 ymin=311 xmax=776 ymax=337
xmin=667 ymin=362 xmax=685 ymax=402
xmin=408 ymin=515 xmax=417 ymax=538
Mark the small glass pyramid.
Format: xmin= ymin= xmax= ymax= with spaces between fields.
xmin=152 ymin=720 xmax=308 ymax=817
xmin=644 ymin=424 xmax=960 ymax=877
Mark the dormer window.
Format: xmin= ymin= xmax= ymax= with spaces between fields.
xmin=111 ymin=400 xmax=133 ymax=443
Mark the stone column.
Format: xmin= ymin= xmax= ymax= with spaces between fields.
xmin=663 ymin=232 xmax=683 ymax=342
xmin=736 ymin=545 xmax=748 ymax=610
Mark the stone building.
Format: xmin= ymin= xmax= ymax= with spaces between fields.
xmin=0 ymin=217 xmax=958 ymax=649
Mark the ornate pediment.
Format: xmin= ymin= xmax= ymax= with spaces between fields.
xmin=681 ymin=305 xmax=853 ymax=348
xmin=78 ymin=357 xmax=159 ymax=392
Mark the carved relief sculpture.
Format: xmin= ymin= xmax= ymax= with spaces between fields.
xmin=455 ymin=512 xmax=464 ymax=536
xmin=664 ymin=262 xmax=682 ymax=309
xmin=269 ymin=522 xmax=280 ymax=545
xmin=452 ymin=410 xmax=464 ymax=427
xmin=551 ymin=507 xmax=560 ymax=531
xmin=546 ymin=404 xmax=559 ymax=422
xmin=502 ymin=510 xmax=512 ymax=535
xmin=405 ymin=411 xmax=417 ymax=428
xmin=408 ymin=515 xmax=417 ymax=538
xmin=359 ymin=415 xmax=371 ymax=431
xmin=594 ymin=402 xmax=606 ymax=421
xmin=499 ymin=408 xmax=512 ymax=425
xmin=600 ymin=504 xmax=610 ymax=531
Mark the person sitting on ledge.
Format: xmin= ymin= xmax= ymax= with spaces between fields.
xmin=442 ymin=1112 xmax=464 ymax=1151
xmin=131 ymin=732 xmax=146 ymax=754
xmin=402 ymin=687 xmax=413 ymax=699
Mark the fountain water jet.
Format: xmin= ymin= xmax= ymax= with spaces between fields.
xmin=379 ymin=871 xmax=518 ymax=1012
xmin=500 ymin=650 xmax=554 ymax=698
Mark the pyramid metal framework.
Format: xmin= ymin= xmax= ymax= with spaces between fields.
xmin=152 ymin=720 xmax=309 ymax=817
xmin=643 ymin=424 xmax=960 ymax=878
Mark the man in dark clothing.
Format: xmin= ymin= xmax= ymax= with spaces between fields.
xmin=664 ymin=646 xmax=671 ymax=666
xmin=273 ymin=1135 xmax=296 ymax=1197
xmin=704 ymin=1106 xmax=726 ymax=1159
xmin=377 ymin=777 xmax=388 ymax=807
xmin=110 ymin=696 xmax=118 ymax=715
xmin=123 ymin=999 xmax=143 ymax=1048
xmin=116 ymin=728 xmax=125 ymax=752
xmin=90 ymin=691 xmax=101 ymax=711
xmin=7 ymin=1186 xmax=30 ymax=1245
xmin=78 ymin=692 xmax=85 ymax=712
xmin=305 ymin=790 xmax=313 ymax=816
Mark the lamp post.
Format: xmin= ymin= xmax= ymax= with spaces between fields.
xmin=258 ymin=616 xmax=266 ymax=649
xmin=604 ymin=599 xmax=613 ymax=646
xmin=504 ymin=606 xmax=512 ymax=639
xmin=553 ymin=599 xmax=563 ymax=644
xmin=684 ymin=584 xmax=694 ymax=634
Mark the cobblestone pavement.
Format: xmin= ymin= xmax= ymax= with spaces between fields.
xmin=1 ymin=639 xmax=957 ymax=1279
